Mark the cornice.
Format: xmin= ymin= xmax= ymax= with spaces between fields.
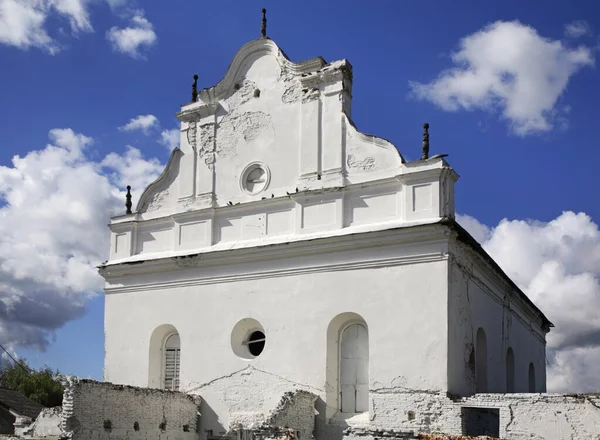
xmin=104 ymin=251 xmax=447 ymax=294
xmin=99 ymin=222 xmax=449 ymax=280
xmin=299 ymin=59 xmax=352 ymax=90
xmin=451 ymin=252 xmax=547 ymax=343
xmin=176 ymin=103 xmax=219 ymax=123
xmin=449 ymin=235 xmax=550 ymax=340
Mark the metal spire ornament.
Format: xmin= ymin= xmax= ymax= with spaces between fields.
xmin=261 ymin=8 xmax=267 ymax=38
xmin=125 ymin=185 xmax=132 ymax=215
xmin=421 ymin=123 xmax=430 ymax=160
xmin=191 ymin=74 xmax=198 ymax=103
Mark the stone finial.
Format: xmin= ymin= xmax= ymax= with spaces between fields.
xmin=125 ymin=185 xmax=132 ymax=215
xmin=421 ymin=123 xmax=430 ymax=160
xmin=261 ymin=8 xmax=267 ymax=38
xmin=191 ymin=74 xmax=199 ymax=103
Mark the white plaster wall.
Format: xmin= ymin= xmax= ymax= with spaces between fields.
xmin=447 ymin=240 xmax=547 ymax=396
xmin=104 ymin=237 xmax=450 ymax=437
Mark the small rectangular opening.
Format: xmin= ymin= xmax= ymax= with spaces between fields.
xmin=461 ymin=406 xmax=500 ymax=437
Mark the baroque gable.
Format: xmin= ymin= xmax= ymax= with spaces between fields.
xmin=107 ymin=37 xmax=458 ymax=264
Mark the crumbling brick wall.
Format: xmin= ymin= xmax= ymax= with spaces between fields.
xmin=60 ymin=378 xmax=200 ymax=440
xmin=345 ymin=392 xmax=600 ymax=440
xmin=458 ymin=393 xmax=600 ymax=439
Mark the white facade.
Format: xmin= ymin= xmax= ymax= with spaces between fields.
xmin=99 ymin=37 xmax=551 ymax=439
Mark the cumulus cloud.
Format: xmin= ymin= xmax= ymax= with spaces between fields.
xmin=0 ymin=0 xmax=59 ymax=53
xmin=410 ymin=21 xmax=594 ymax=136
xmin=564 ymin=20 xmax=592 ymax=39
xmin=118 ymin=114 xmax=159 ymax=134
xmin=159 ymin=128 xmax=179 ymax=151
xmin=457 ymin=212 xmax=600 ymax=392
xmin=0 ymin=128 xmax=162 ymax=352
xmin=106 ymin=10 xmax=156 ymax=59
xmin=101 ymin=145 xmax=163 ymax=190
xmin=0 ymin=0 xmax=95 ymax=53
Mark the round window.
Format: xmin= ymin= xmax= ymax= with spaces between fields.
xmin=246 ymin=330 xmax=266 ymax=356
xmin=231 ymin=318 xmax=266 ymax=359
xmin=240 ymin=162 xmax=270 ymax=195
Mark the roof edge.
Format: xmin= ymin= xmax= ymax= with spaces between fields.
xmin=441 ymin=217 xmax=554 ymax=331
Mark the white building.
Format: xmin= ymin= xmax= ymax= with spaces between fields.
xmin=99 ymin=28 xmax=552 ymax=440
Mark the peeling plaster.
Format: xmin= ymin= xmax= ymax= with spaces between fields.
xmin=228 ymin=80 xmax=258 ymax=109
xmin=280 ymin=66 xmax=303 ymax=104
xmin=216 ymin=111 xmax=272 ymax=158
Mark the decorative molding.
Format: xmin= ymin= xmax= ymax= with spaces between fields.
xmin=177 ymin=103 xmax=219 ymax=123
xmin=100 ymin=222 xmax=449 ymax=279
xmin=186 ymin=121 xmax=197 ymax=149
xmin=299 ymin=60 xmax=352 ymax=90
xmin=104 ymin=252 xmax=447 ymax=294
xmin=347 ymin=154 xmax=377 ymax=172
xmin=172 ymin=254 xmax=203 ymax=268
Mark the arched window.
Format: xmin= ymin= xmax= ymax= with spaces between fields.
xmin=475 ymin=328 xmax=488 ymax=393
xmin=340 ymin=323 xmax=368 ymax=413
xmin=148 ymin=325 xmax=181 ymax=390
xmin=528 ymin=362 xmax=536 ymax=392
xmin=164 ymin=333 xmax=181 ymax=391
xmin=506 ymin=347 xmax=515 ymax=393
xmin=325 ymin=313 xmax=369 ymax=418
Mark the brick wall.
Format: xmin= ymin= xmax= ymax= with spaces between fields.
xmin=61 ymin=378 xmax=201 ymax=440
xmin=345 ymin=392 xmax=600 ymax=440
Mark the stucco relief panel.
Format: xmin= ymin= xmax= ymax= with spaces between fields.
xmin=186 ymin=120 xmax=197 ymax=149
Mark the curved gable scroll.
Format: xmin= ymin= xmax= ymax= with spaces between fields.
xmin=194 ymin=38 xmax=327 ymax=106
xmin=136 ymin=148 xmax=183 ymax=213
xmin=344 ymin=114 xmax=405 ymax=174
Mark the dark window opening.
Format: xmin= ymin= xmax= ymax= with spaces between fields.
xmin=461 ymin=407 xmax=500 ymax=438
xmin=247 ymin=331 xmax=266 ymax=356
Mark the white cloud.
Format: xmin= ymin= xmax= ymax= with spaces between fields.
xmin=118 ymin=114 xmax=159 ymax=134
xmin=0 ymin=0 xmax=143 ymax=54
xmin=0 ymin=0 xmax=95 ymax=53
xmin=159 ymin=128 xmax=179 ymax=151
xmin=101 ymin=145 xmax=163 ymax=190
xmin=49 ymin=0 xmax=92 ymax=33
xmin=564 ymin=20 xmax=592 ymax=39
xmin=409 ymin=21 xmax=594 ymax=136
xmin=0 ymin=128 xmax=162 ymax=352
xmin=457 ymin=211 xmax=600 ymax=392
xmin=106 ymin=10 xmax=156 ymax=59
xmin=0 ymin=0 xmax=58 ymax=53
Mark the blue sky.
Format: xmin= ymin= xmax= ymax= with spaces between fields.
xmin=1 ymin=0 xmax=599 ymax=391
